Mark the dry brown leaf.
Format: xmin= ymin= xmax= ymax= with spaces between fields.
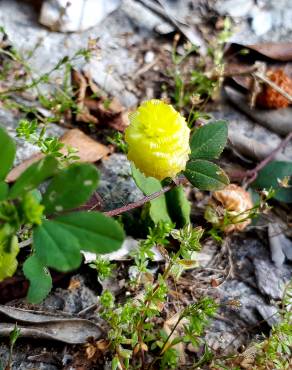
xmin=0 ymin=304 xmax=101 ymax=344
xmin=6 ymin=153 xmax=43 ymax=183
xmin=60 ymin=128 xmax=110 ymax=162
xmin=6 ymin=128 xmax=110 ymax=183
xmin=246 ymin=43 xmax=292 ymax=62
xmin=228 ymin=42 xmax=292 ymax=62
xmin=71 ymin=68 xmax=129 ymax=131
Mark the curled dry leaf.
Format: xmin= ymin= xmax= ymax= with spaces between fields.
xmin=0 ymin=304 xmax=101 ymax=344
xmin=256 ymin=69 xmax=292 ymax=109
xmin=205 ymin=184 xmax=253 ymax=233
xmin=6 ymin=128 xmax=110 ymax=183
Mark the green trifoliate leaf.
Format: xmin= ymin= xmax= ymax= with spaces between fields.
xmin=190 ymin=120 xmax=228 ymax=160
xmin=54 ymin=211 xmax=125 ymax=254
xmin=23 ymin=255 xmax=52 ymax=304
xmin=43 ymin=163 xmax=99 ymax=215
xmin=0 ymin=126 xmax=16 ymax=181
xmin=8 ymin=156 xmax=59 ymax=199
xmin=33 ymin=219 xmax=82 ymax=272
xmin=184 ymin=160 xmax=229 ymax=191
xmin=33 ymin=211 xmax=124 ymax=272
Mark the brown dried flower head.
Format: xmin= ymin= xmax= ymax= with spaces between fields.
xmin=205 ymin=184 xmax=253 ymax=233
xmin=256 ymin=69 xmax=292 ymax=109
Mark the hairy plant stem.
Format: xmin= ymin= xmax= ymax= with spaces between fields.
xmin=104 ymin=177 xmax=187 ymax=217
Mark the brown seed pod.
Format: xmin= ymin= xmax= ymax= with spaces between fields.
xmin=256 ymin=69 xmax=292 ymax=109
xmin=205 ymin=184 xmax=253 ymax=233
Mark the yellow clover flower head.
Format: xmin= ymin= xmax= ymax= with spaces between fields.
xmin=125 ymin=99 xmax=190 ymax=180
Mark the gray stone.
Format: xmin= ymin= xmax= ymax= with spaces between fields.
xmin=0 ymin=0 xmax=143 ymax=108
xmin=0 ymin=344 xmax=60 ymax=370
xmin=97 ymin=153 xmax=143 ymax=211
xmin=40 ymin=0 xmax=121 ymax=32
xmin=0 ymin=106 xmax=65 ymax=166
xmin=254 ymin=258 xmax=292 ymax=300
xmin=231 ymin=236 xmax=292 ymax=301
xmin=214 ymin=0 xmax=254 ymax=18
xmin=212 ymin=100 xmax=292 ymax=162
xmin=39 ymin=274 xmax=98 ymax=314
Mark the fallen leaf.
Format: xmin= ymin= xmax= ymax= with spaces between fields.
xmin=71 ymin=68 xmax=129 ymax=131
xmin=227 ymin=42 xmax=292 ymax=62
xmin=60 ymin=128 xmax=110 ymax=162
xmin=68 ymin=277 xmax=81 ymax=290
xmin=6 ymin=153 xmax=43 ymax=183
xmin=6 ymin=128 xmax=110 ymax=183
xmin=0 ymin=304 xmax=102 ymax=344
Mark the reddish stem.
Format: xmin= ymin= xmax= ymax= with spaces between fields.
xmin=103 ymin=177 xmax=187 ymax=217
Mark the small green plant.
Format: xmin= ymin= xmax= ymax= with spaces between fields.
xmin=89 ymin=256 xmax=116 ymax=281
xmin=107 ymin=131 xmax=128 ymax=153
xmin=167 ymin=18 xmax=232 ymax=127
xmin=99 ymin=222 xmax=217 ymax=369
xmin=16 ymin=119 xmax=79 ymax=164
xmin=7 ymin=324 xmax=21 ymax=370
xmin=253 ymin=282 xmax=292 ymax=370
xmin=212 ymin=281 xmax=292 ymax=370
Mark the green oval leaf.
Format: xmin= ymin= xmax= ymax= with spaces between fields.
xmin=23 ymin=255 xmax=52 ymax=304
xmin=252 ymin=161 xmax=292 ymax=203
xmin=33 ymin=219 xmax=82 ymax=272
xmin=55 ymin=211 xmax=125 ymax=254
xmin=0 ymin=126 xmax=16 ymax=181
xmin=190 ymin=120 xmax=228 ymax=160
xmin=43 ymin=163 xmax=99 ymax=215
xmin=184 ymin=159 xmax=229 ymax=191
xmin=8 ymin=156 xmax=59 ymax=199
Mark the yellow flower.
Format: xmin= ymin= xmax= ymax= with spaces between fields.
xmin=125 ymin=100 xmax=190 ymax=180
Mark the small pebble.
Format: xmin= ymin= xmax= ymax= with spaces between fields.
xmin=144 ymin=50 xmax=155 ymax=64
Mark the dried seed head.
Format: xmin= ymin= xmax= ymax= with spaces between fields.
xmin=205 ymin=184 xmax=253 ymax=233
xmin=256 ymin=69 xmax=292 ymax=109
xmin=125 ymin=100 xmax=190 ymax=180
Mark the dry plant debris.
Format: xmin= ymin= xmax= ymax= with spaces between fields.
xmin=256 ymin=69 xmax=292 ymax=109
